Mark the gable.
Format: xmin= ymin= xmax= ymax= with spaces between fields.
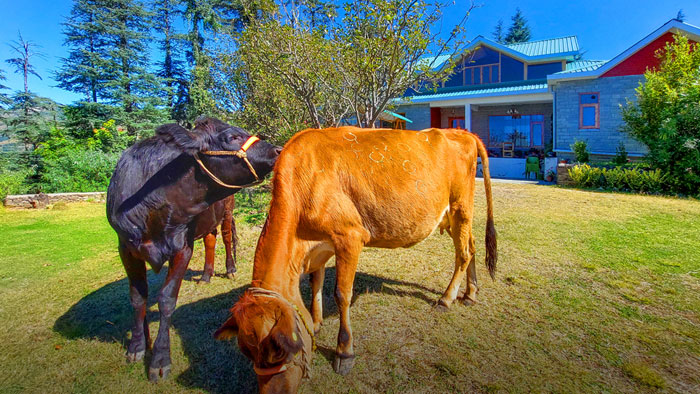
xmin=602 ymin=32 xmax=697 ymax=77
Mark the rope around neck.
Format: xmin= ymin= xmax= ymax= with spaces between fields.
xmin=246 ymin=286 xmax=315 ymax=379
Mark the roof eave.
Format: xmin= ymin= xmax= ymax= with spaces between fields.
xmin=406 ymin=87 xmax=550 ymax=103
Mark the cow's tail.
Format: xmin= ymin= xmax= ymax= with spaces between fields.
xmin=475 ymin=136 xmax=498 ymax=280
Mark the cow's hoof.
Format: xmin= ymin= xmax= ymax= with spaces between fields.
xmin=226 ymin=273 xmax=235 ymax=280
xmin=126 ymin=350 xmax=144 ymax=363
xmin=313 ymin=322 xmax=322 ymax=335
xmin=148 ymin=365 xmax=171 ymax=382
xmin=433 ymin=298 xmax=451 ymax=312
xmin=459 ymin=296 xmax=476 ymax=306
xmin=198 ymin=276 xmax=211 ymax=284
xmin=333 ymin=354 xmax=355 ymax=376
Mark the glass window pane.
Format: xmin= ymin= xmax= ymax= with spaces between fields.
xmin=581 ymin=93 xmax=599 ymax=104
xmin=492 ymin=65 xmax=499 ymax=82
xmin=532 ymin=123 xmax=543 ymax=146
xmin=582 ymin=106 xmax=597 ymax=126
xmin=483 ymin=67 xmax=490 ymax=84
xmin=465 ymin=68 xmax=472 ymax=85
xmin=473 ymin=68 xmax=481 ymax=84
xmin=489 ymin=116 xmax=506 ymax=146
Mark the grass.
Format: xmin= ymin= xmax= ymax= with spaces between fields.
xmin=0 ymin=184 xmax=699 ymax=393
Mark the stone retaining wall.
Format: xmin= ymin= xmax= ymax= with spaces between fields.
xmin=3 ymin=192 xmax=106 ymax=209
xmin=557 ymin=163 xmax=575 ymax=186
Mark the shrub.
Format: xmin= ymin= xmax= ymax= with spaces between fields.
xmin=0 ymin=169 xmax=30 ymax=201
xmin=571 ymin=140 xmax=589 ymax=163
xmin=37 ymin=148 xmax=119 ymax=193
xmin=569 ymin=164 xmax=668 ymax=194
xmin=614 ymin=142 xmax=628 ymax=166
xmin=569 ymin=164 xmax=602 ymax=188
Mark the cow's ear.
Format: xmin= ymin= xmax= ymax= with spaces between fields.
xmin=214 ymin=314 xmax=239 ymax=341
xmin=156 ymin=123 xmax=206 ymax=154
xmin=260 ymin=320 xmax=304 ymax=365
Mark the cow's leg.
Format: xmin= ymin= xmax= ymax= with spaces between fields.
xmin=149 ymin=245 xmax=192 ymax=382
xmin=438 ymin=194 xmax=476 ymax=308
xmin=332 ymin=233 xmax=363 ymax=376
xmin=120 ymin=244 xmax=150 ymax=363
xmin=200 ymin=232 xmax=216 ymax=283
xmin=310 ymin=268 xmax=326 ymax=334
xmin=309 ymin=248 xmax=333 ymax=333
xmin=221 ymin=209 xmax=238 ymax=279
xmin=460 ymin=232 xmax=478 ymax=305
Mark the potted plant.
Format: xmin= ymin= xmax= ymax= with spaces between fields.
xmin=545 ymin=170 xmax=556 ymax=182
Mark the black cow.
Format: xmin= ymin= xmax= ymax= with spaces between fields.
xmin=106 ymin=118 xmax=280 ymax=382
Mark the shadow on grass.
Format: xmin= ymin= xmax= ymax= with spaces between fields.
xmin=53 ymin=266 xmax=441 ymax=393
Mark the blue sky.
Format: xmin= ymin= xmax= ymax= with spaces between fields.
xmin=1 ymin=0 xmax=698 ymax=104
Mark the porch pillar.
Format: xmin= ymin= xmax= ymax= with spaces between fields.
xmin=464 ymin=103 xmax=472 ymax=131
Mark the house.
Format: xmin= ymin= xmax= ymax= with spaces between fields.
xmin=393 ymin=19 xmax=700 ymax=178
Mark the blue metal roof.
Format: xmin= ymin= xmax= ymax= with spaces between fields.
xmin=505 ymin=36 xmax=579 ymax=57
xmin=555 ymin=60 xmax=608 ymax=74
xmin=417 ymin=54 xmax=451 ymax=71
xmin=400 ymin=79 xmax=549 ymax=103
xmin=383 ymin=110 xmax=413 ymax=123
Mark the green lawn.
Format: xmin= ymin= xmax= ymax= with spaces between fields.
xmin=0 ymin=184 xmax=698 ymax=393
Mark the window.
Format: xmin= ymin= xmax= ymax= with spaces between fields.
xmin=488 ymin=114 xmax=544 ymax=148
xmin=449 ymin=117 xmax=465 ymax=129
xmin=464 ymin=64 xmax=499 ymax=85
xmin=579 ymin=93 xmax=599 ymax=129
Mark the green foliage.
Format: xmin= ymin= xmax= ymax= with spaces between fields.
xmin=221 ymin=0 xmax=472 ymax=139
xmin=56 ymin=0 xmax=111 ymax=103
xmin=492 ymin=19 xmax=504 ymax=43
xmin=0 ymin=169 xmax=30 ymax=201
xmin=568 ymin=163 xmax=669 ymax=194
xmin=0 ymin=68 xmax=10 ymax=107
xmin=571 ymin=139 xmax=589 ymax=163
xmin=30 ymin=120 xmax=131 ymax=193
xmin=0 ymin=154 xmax=31 ymax=200
xmin=621 ymin=34 xmax=700 ymax=195
xmin=613 ymin=141 xmax=628 ymax=166
xmin=37 ymin=148 xmax=119 ymax=193
xmin=3 ymin=92 xmax=61 ymax=150
xmin=504 ymin=8 xmax=531 ymax=44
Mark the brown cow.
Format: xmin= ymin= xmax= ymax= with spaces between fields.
xmin=215 ymin=127 xmax=496 ymax=393
xmin=199 ymin=196 xmax=239 ymax=283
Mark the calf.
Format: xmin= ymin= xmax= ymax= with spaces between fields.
xmin=199 ymin=196 xmax=239 ymax=283
xmin=215 ymin=127 xmax=496 ymax=393
xmin=107 ymin=118 xmax=280 ymax=382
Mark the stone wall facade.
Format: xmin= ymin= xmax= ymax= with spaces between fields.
xmin=4 ymin=192 xmax=106 ymax=209
xmin=396 ymin=103 xmax=431 ymax=130
xmin=552 ymin=75 xmax=647 ymax=156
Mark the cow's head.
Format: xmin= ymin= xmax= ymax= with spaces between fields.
xmin=156 ymin=118 xmax=282 ymax=186
xmin=215 ymin=291 xmax=311 ymax=394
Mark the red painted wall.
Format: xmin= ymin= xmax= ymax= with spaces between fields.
xmin=430 ymin=108 xmax=441 ymax=128
xmin=602 ymin=32 xmax=696 ymax=77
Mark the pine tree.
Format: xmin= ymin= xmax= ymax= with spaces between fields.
xmin=0 ymin=68 xmax=10 ymax=107
xmin=100 ymin=0 xmax=159 ymax=112
xmin=676 ymin=9 xmax=686 ymax=22
xmin=492 ymin=19 xmax=504 ymax=43
xmin=153 ymin=0 xmax=188 ymax=121
xmin=56 ymin=0 xmax=109 ymax=103
xmin=504 ymin=8 xmax=531 ymax=44
xmin=5 ymin=32 xmax=44 ymax=98
xmin=182 ymin=0 xmax=219 ymax=120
